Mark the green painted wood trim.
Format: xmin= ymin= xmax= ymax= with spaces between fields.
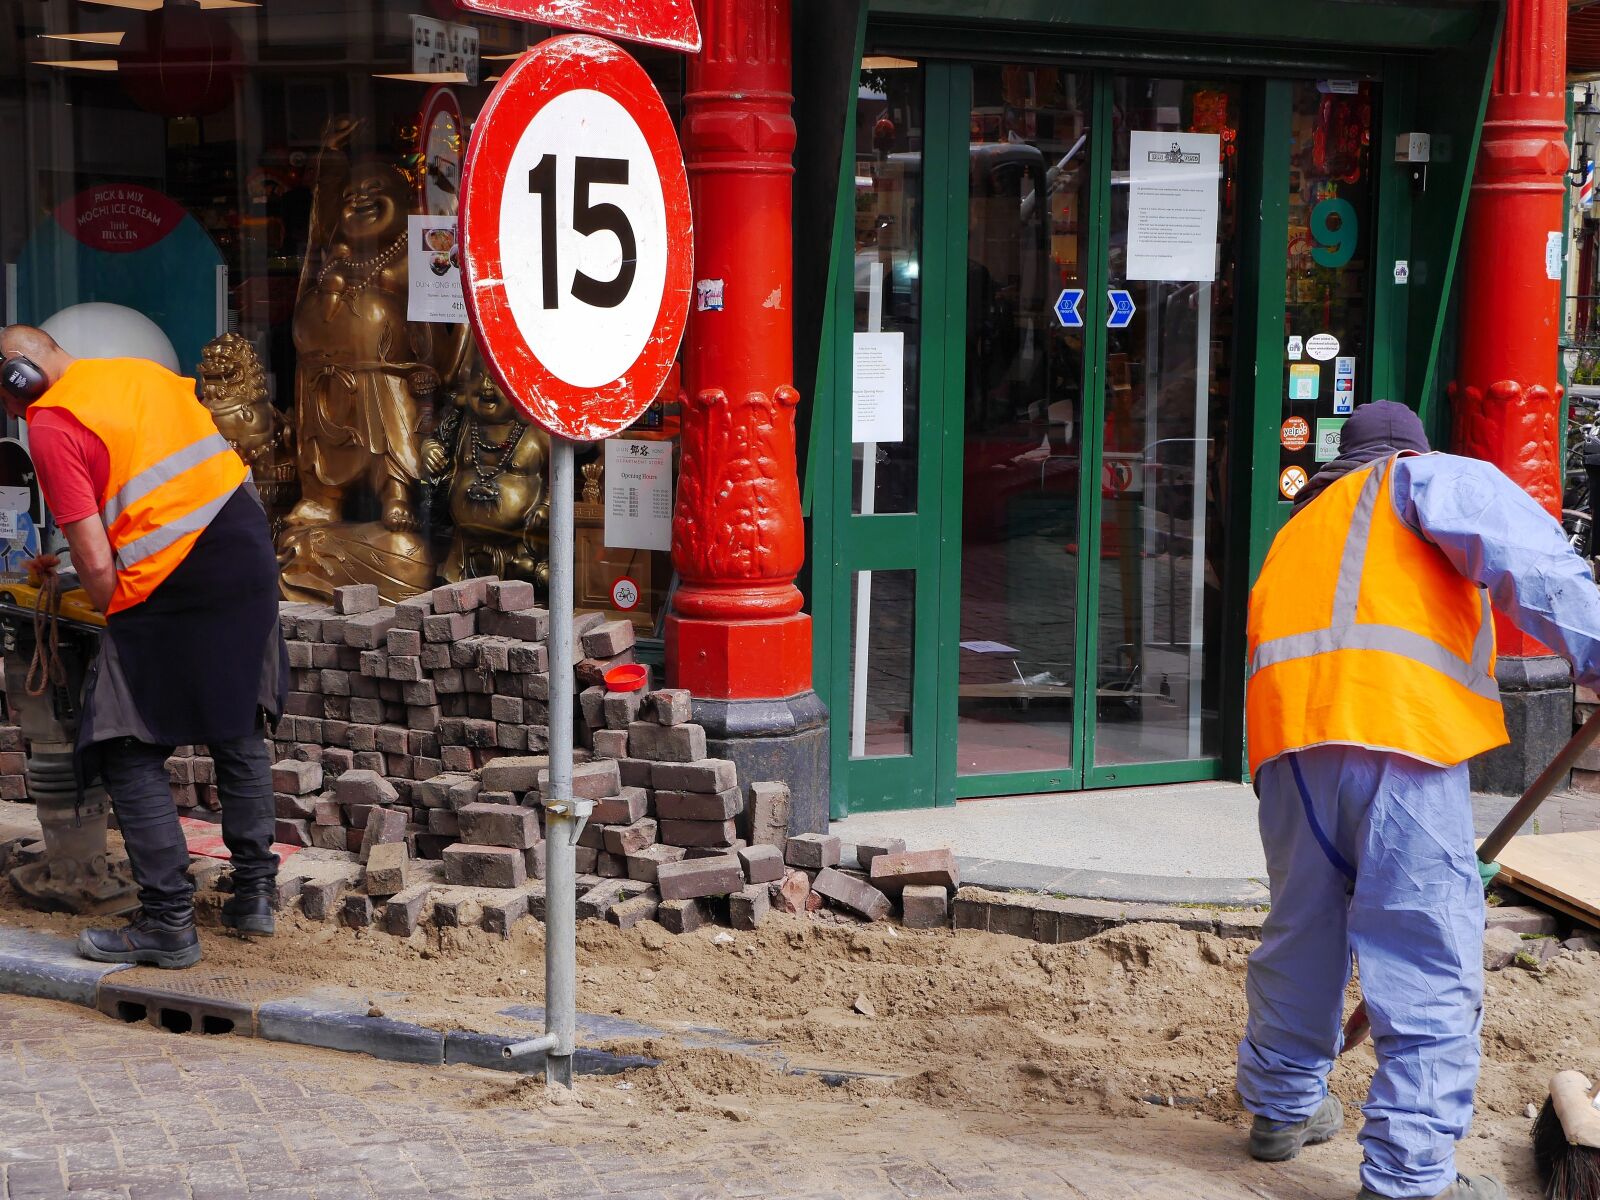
xmin=1085 ymin=757 xmax=1225 ymax=789
xmin=1077 ymin=72 xmax=1115 ymax=775
xmin=1220 ymin=78 xmax=1293 ymax=781
xmin=1371 ymin=66 xmax=1415 ymax=407
xmin=952 ymin=766 xmax=1078 ymax=801
xmin=866 ymin=0 xmax=1487 ymax=51
xmin=930 ymin=62 xmax=973 ymax=809
xmin=1409 ymin=4 xmax=1501 ymax=436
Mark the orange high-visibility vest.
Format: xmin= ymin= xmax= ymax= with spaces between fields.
xmin=1246 ymin=453 xmax=1507 ymax=774
xmin=30 ymin=358 xmax=249 ymax=615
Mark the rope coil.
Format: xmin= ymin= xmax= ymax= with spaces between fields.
xmin=24 ymin=554 xmax=66 ymax=698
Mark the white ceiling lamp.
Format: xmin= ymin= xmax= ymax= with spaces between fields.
xmin=39 ymin=30 xmax=128 ymax=45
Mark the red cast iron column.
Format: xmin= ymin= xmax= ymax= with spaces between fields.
xmin=667 ymin=0 xmax=812 ymax=700
xmin=1451 ymin=0 xmax=1567 ymax=657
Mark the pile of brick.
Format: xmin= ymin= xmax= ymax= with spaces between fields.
xmin=262 ymin=578 xmax=637 ymax=855
xmin=0 ymin=726 xmax=25 ymax=801
xmin=172 ymin=577 xmax=965 ymax=940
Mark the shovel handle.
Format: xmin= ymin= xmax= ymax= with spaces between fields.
xmin=1337 ymin=695 xmax=1600 ymax=1058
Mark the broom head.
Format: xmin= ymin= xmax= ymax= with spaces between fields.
xmin=1533 ymin=1071 xmax=1600 ymax=1200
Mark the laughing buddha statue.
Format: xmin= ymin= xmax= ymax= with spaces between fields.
xmin=277 ymin=116 xmax=466 ymax=603
xmin=424 ymin=367 xmax=550 ymax=587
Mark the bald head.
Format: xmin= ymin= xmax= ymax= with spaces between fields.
xmin=1 ymin=325 xmax=75 ymax=416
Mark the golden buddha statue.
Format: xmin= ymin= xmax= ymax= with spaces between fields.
xmin=424 ymin=367 xmax=549 ymax=586
xmin=277 ymin=116 xmax=466 ymax=604
xmin=197 ymin=333 xmax=297 ymax=537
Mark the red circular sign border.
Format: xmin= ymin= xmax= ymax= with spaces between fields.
xmin=610 ymin=575 xmax=641 ymax=611
xmin=459 ymin=34 xmax=692 ymax=442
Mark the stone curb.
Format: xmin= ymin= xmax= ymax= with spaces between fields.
xmin=952 ymin=886 xmax=1268 ymax=946
xmin=0 ymin=926 xmax=656 ymax=1078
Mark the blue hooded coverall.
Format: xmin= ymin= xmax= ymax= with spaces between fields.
xmin=1236 ymin=452 xmax=1600 ymax=1198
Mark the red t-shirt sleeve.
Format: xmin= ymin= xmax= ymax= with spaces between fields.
xmin=27 ymin=408 xmax=110 ymax=525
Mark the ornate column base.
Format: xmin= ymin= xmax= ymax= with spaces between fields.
xmin=665 ymin=613 xmax=828 ymax=836
xmin=1470 ymin=655 xmax=1573 ymax=796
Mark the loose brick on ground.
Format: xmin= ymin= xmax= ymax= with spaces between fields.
xmin=901 ymin=884 xmax=949 ymax=930
xmin=538 ymin=759 xmax=620 ymax=800
xmin=813 ymin=867 xmax=891 ymax=921
xmin=333 ymin=584 xmax=380 ymax=615
xmin=854 ymin=836 xmax=907 ymax=872
xmin=271 ymin=760 xmax=322 ymax=796
xmin=729 ymin=883 xmax=770 ymax=930
xmin=479 ymin=755 xmax=546 ymax=793
xmin=576 ymin=880 xmax=628 ymax=920
xmin=602 ymin=818 xmax=658 ymax=857
xmin=591 ymin=788 xmax=648 ymax=825
xmin=738 ymin=843 xmax=784 ymax=885
xmin=363 ymin=841 xmax=409 ymax=897
xmin=656 ymin=896 xmax=713 ymax=934
xmin=656 ymin=856 xmax=744 ymax=901
xmin=652 ymin=759 xmax=738 ymax=793
xmin=629 ymin=722 xmax=707 ymax=763
xmin=607 ymin=893 xmax=659 ymax=930
xmin=748 ymin=781 xmax=790 ymax=847
xmin=602 ymin=690 xmax=645 ymax=729
xmin=786 ymin=832 xmax=842 ymax=870
xmin=486 ymin=579 xmax=537 ymax=611
xmin=457 ymin=803 xmax=540 ymax=849
xmin=357 ymin=807 xmax=407 ymax=862
xmin=443 ymin=843 xmax=527 ymax=889
xmin=338 ymin=769 xmax=398 ymax=807
xmin=626 ymin=843 xmax=687 ymax=883
xmin=650 ymin=689 xmax=692 ymax=726
xmin=660 ymin=818 xmax=738 ymax=849
xmin=654 ymin=788 xmax=742 ymax=821
xmin=341 ymin=893 xmax=374 ymax=928
xmin=380 ymin=884 xmax=433 ymax=936
xmin=869 ymin=848 xmax=960 ymax=893
xmin=771 ymin=869 xmax=812 ymax=914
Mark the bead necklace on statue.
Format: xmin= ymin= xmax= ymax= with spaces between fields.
xmin=465 ymin=420 xmax=526 ymax=504
xmin=317 ymin=230 xmax=408 ymax=295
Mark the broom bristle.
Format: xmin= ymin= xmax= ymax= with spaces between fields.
xmin=1534 ymin=1092 xmax=1600 ymax=1200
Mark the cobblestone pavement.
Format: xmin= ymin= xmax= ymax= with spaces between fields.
xmin=0 ymin=997 xmax=1526 ymax=1200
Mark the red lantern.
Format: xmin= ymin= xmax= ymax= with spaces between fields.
xmin=120 ymin=5 xmax=243 ymax=119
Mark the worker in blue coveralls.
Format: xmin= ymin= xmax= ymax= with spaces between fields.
xmin=1238 ymin=400 xmax=1600 ymax=1200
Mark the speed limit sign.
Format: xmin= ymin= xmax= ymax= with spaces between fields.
xmin=459 ymin=35 xmax=692 ymax=440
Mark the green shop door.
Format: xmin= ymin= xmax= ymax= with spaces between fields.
xmin=831 ymin=59 xmax=1253 ymax=810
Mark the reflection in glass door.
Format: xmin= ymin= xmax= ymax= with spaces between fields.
xmin=1093 ymin=78 xmax=1241 ymax=768
xmin=957 ymin=66 xmax=1092 ymax=778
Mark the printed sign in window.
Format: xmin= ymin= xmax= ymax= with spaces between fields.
xmin=603 ymin=439 xmax=673 ymax=552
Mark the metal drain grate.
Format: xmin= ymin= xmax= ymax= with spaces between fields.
xmin=96 ymin=969 xmax=304 ymax=1039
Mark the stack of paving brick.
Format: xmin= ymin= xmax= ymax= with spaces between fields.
xmin=0 ymin=725 xmax=26 ymax=802
xmin=267 ymin=578 xmax=639 ymax=857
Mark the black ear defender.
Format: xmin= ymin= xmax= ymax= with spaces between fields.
xmin=0 ymin=355 xmax=47 ymax=403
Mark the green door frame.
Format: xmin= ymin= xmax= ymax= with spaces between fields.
xmin=808 ymin=7 xmax=1500 ymax=818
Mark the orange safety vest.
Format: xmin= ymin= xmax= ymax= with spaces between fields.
xmin=30 ymin=358 xmax=249 ymax=615
xmin=1246 ymin=453 xmax=1507 ymax=774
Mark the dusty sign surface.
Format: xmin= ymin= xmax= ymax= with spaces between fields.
xmin=459 ymin=35 xmax=692 ymax=441
xmin=452 ymin=0 xmax=700 ymax=53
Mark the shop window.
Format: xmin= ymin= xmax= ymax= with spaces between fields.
xmin=0 ymin=2 xmax=685 ymax=637
xmin=1277 ymin=79 xmax=1379 ymax=504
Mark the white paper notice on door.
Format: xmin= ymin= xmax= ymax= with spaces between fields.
xmin=852 ymin=331 xmax=905 ymax=443
xmin=604 ymin=439 xmax=673 ymax=552
xmin=1126 ymin=131 xmax=1222 ymax=282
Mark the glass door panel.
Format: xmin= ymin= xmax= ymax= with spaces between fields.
xmin=956 ymin=65 xmax=1093 ymax=779
xmin=1278 ymin=80 xmax=1378 ymax=499
xmin=1093 ymin=77 xmax=1242 ymax=768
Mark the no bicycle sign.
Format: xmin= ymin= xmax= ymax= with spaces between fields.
xmin=459 ymin=34 xmax=692 ymax=441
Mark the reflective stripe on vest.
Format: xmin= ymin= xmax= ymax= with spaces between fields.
xmin=115 ymin=484 xmax=238 ymax=572
xmin=101 ymin=431 xmax=231 ymax=529
xmin=1247 ymin=458 xmax=1497 ymax=702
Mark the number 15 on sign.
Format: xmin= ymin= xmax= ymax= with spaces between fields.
xmin=460 ymin=35 xmax=692 ymax=442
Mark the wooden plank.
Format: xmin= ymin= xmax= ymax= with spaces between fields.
xmin=1491 ymin=830 xmax=1600 ymax=926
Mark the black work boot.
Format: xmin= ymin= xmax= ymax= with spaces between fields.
xmin=78 ymin=910 xmax=201 ymax=970
xmin=1250 ymin=1094 xmax=1344 ymax=1161
xmin=219 ymin=890 xmax=276 ymax=936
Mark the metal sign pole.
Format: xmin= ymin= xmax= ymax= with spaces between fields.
xmin=543 ymin=433 xmax=583 ymax=1088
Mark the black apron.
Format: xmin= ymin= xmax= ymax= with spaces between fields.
xmin=78 ymin=484 xmax=287 ymax=780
